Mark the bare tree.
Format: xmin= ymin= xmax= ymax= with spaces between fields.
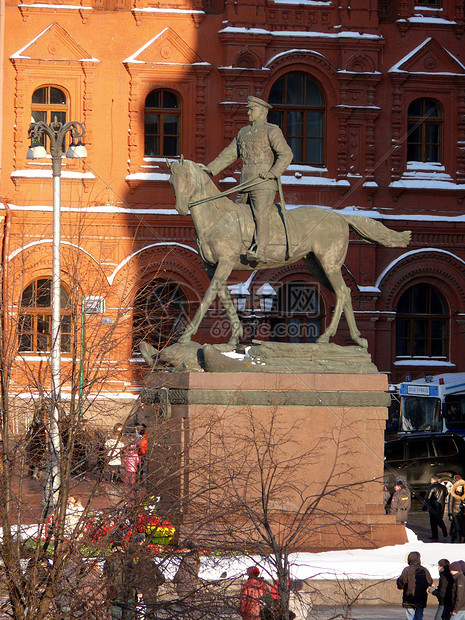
xmin=0 ymin=211 xmax=152 ymax=619
xmin=138 ymin=398 xmax=380 ymax=620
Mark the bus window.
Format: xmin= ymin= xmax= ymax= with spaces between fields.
xmin=444 ymin=396 xmax=465 ymax=430
xmin=400 ymin=397 xmax=442 ymax=432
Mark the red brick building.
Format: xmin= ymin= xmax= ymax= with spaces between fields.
xmin=1 ymin=0 xmax=465 ymax=422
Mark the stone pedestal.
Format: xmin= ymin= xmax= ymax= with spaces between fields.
xmin=141 ymin=371 xmax=407 ymax=550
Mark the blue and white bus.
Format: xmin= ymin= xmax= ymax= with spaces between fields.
xmin=399 ymin=372 xmax=465 ymax=433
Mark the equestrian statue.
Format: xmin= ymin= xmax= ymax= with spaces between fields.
xmin=166 ymin=96 xmax=411 ymax=352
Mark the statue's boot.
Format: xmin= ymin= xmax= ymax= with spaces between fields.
xmin=246 ymin=217 xmax=268 ymax=264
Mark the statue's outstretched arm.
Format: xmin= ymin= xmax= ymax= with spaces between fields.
xmin=197 ymin=163 xmax=212 ymax=174
xmin=207 ymin=137 xmax=239 ymax=177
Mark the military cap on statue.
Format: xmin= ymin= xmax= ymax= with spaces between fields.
xmin=247 ymin=95 xmax=272 ymax=110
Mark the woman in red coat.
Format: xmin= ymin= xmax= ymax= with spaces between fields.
xmin=240 ymin=566 xmax=269 ymax=620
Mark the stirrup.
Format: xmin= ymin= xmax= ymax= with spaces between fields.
xmin=246 ymin=248 xmax=267 ymax=264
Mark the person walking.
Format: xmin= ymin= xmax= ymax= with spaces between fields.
xmin=105 ymin=424 xmax=125 ymax=483
xmin=423 ymin=476 xmax=449 ymax=540
xmin=449 ymin=476 xmax=465 ymax=543
xmin=449 ymin=561 xmax=465 ymax=619
xmin=390 ymin=480 xmax=411 ymax=524
xmin=397 ymin=550 xmax=433 ymax=620
xmin=201 ymin=95 xmax=293 ymax=264
xmin=63 ymin=495 xmax=84 ymax=539
xmin=240 ymin=566 xmax=269 ymax=620
xmin=104 ymin=543 xmax=137 ymax=620
xmin=137 ymin=424 xmax=148 ymax=482
xmin=133 ymin=547 xmax=165 ymax=620
xmin=122 ymin=438 xmax=140 ymax=486
xmin=173 ymin=549 xmax=201 ymax=617
xmin=429 ymin=559 xmax=453 ymax=620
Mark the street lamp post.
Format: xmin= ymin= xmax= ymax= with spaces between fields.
xmin=27 ymin=118 xmax=87 ymax=512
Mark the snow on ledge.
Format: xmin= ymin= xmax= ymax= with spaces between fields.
xmin=406 ymin=161 xmax=446 ymax=173
xmin=4 ymin=203 xmax=179 ymax=215
xmin=11 ymin=169 xmax=95 ymax=180
xmin=358 ymin=285 xmax=381 ymax=293
xmin=281 ymin=175 xmax=350 ymax=187
xmin=389 ymin=178 xmax=463 ymax=190
xmin=407 ymin=15 xmax=457 ymax=24
xmin=126 ymin=172 xmax=170 ymax=181
xmin=218 ymin=26 xmax=382 ymax=40
xmin=268 ymin=0 xmax=330 ymax=4
xmin=18 ymin=3 xmax=92 ymax=8
xmin=132 ymin=7 xmax=205 ymax=13
xmin=394 ymin=359 xmax=455 ymax=367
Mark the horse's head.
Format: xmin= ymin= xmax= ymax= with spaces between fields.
xmin=168 ymin=156 xmax=200 ymax=216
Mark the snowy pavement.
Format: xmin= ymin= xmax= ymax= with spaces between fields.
xmin=197 ymin=527 xmax=456 ymax=582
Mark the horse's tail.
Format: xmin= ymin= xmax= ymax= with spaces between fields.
xmin=342 ymin=214 xmax=411 ymax=248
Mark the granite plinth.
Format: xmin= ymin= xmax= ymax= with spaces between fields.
xmin=142 ymin=371 xmax=406 ymax=550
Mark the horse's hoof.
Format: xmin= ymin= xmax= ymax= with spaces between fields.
xmin=317 ymin=335 xmax=329 ymax=344
xmin=358 ymin=338 xmax=369 ymax=350
xmin=177 ymin=336 xmax=192 ymax=345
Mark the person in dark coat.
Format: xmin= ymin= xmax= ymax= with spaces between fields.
xmin=423 ymin=476 xmax=448 ymax=540
xmin=133 ymin=549 xmax=165 ymax=620
xmin=173 ymin=550 xmax=201 ymax=616
xmin=390 ymin=480 xmax=411 ymax=524
xmin=449 ymin=561 xmax=465 ymax=619
xmin=429 ymin=558 xmax=453 ymax=620
xmin=103 ymin=543 xmax=137 ymax=620
xmin=397 ymin=550 xmax=433 ymax=620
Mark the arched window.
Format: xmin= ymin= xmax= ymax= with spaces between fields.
xmin=407 ymin=99 xmax=442 ymax=163
xmin=396 ymin=284 xmax=448 ymax=358
xmin=31 ymin=86 xmax=68 ymax=152
xmin=269 ymin=282 xmax=322 ymax=343
xmin=18 ymin=279 xmax=72 ymax=353
xmin=144 ymin=90 xmax=181 ymax=157
xmin=268 ymin=72 xmax=325 ymax=165
xmin=133 ymin=281 xmax=189 ymax=350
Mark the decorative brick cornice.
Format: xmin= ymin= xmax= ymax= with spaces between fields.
xmin=379 ymin=251 xmax=465 ymax=311
xmin=266 ymin=49 xmax=337 ymax=78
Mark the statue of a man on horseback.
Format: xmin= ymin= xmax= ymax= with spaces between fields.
xmin=162 ymin=99 xmax=411 ymax=355
xmin=200 ymin=96 xmax=293 ymax=264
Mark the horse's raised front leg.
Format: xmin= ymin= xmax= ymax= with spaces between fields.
xmin=217 ymin=284 xmax=243 ymax=347
xmin=178 ymin=260 xmax=234 ymax=344
xmin=316 ymin=268 xmax=368 ymax=349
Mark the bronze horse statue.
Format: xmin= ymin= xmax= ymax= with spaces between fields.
xmin=168 ymin=157 xmax=411 ymax=349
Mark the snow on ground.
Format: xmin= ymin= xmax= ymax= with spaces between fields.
xmin=198 ymin=529 xmax=462 ymax=582
xmin=7 ymin=525 xmax=462 ymax=583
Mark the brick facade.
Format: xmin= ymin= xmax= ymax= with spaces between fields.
xmin=1 ymin=0 xmax=465 ymax=417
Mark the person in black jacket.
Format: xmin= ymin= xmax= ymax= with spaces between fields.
xmin=397 ymin=551 xmax=433 ymax=620
xmin=449 ymin=561 xmax=465 ymax=619
xmin=429 ymin=558 xmax=453 ymax=620
xmin=423 ymin=476 xmax=448 ymax=540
